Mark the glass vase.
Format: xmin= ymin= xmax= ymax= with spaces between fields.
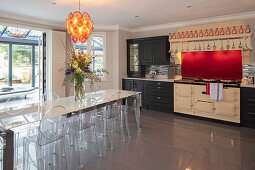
xmin=74 ymin=79 xmax=85 ymax=101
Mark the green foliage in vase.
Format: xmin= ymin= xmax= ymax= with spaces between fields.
xmin=61 ymin=45 xmax=108 ymax=100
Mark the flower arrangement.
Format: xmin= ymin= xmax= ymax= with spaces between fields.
xmin=62 ymin=47 xmax=108 ymax=101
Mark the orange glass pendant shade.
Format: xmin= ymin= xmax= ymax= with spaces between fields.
xmin=65 ymin=0 xmax=94 ymax=43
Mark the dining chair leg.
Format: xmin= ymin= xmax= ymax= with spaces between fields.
xmin=120 ymin=109 xmax=126 ymax=142
xmin=124 ymin=109 xmax=131 ymax=139
xmin=91 ymin=125 xmax=100 ymax=157
xmin=105 ymin=119 xmax=113 ymax=150
xmin=22 ymin=138 xmax=27 ymax=170
xmin=135 ymin=95 xmax=141 ymax=131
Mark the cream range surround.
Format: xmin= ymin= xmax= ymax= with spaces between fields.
xmin=170 ymin=20 xmax=253 ymax=65
xmin=174 ymin=83 xmax=240 ymax=123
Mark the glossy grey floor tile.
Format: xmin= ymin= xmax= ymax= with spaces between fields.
xmin=24 ymin=109 xmax=255 ymax=170
xmin=79 ymin=109 xmax=255 ymax=170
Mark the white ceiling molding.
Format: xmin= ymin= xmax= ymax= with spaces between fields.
xmin=1 ymin=9 xmax=255 ymax=33
xmin=94 ymin=24 xmax=119 ymax=31
xmin=94 ymin=25 xmax=133 ymax=32
xmin=129 ymin=10 xmax=255 ymax=33
xmin=0 ymin=10 xmax=64 ymax=31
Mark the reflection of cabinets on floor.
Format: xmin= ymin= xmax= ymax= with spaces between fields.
xmin=174 ymin=83 xmax=240 ymax=123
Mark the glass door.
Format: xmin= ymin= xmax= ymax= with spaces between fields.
xmin=129 ymin=43 xmax=139 ymax=72
xmin=127 ymin=41 xmax=144 ymax=77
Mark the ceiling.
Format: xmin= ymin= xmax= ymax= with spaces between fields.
xmin=0 ymin=0 xmax=255 ymax=28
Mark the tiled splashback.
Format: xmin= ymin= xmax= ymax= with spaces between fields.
xmin=145 ymin=65 xmax=168 ymax=76
xmin=243 ymin=64 xmax=255 ymax=77
xmin=145 ymin=64 xmax=181 ymax=77
xmin=146 ymin=64 xmax=255 ymax=79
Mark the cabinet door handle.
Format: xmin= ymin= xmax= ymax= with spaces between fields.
xmin=157 ymin=83 xmax=161 ymax=86
xmin=158 ymin=87 xmax=161 ymax=89
xmin=157 ymin=97 xmax=161 ymax=100
xmin=201 ymin=91 xmax=206 ymax=94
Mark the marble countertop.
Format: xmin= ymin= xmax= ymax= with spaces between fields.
xmin=123 ymin=77 xmax=255 ymax=88
xmin=122 ymin=76 xmax=182 ymax=82
xmin=240 ymin=83 xmax=255 ymax=88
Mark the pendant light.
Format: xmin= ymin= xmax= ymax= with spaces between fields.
xmin=65 ymin=0 xmax=94 ymax=43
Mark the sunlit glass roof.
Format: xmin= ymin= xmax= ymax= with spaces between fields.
xmin=0 ymin=25 xmax=5 ymax=34
xmin=0 ymin=25 xmax=42 ymax=40
xmin=28 ymin=30 xmax=42 ymax=37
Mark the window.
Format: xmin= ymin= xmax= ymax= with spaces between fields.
xmin=0 ymin=25 xmax=43 ymax=88
xmin=12 ymin=44 xmax=32 ymax=87
xmin=0 ymin=43 xmax=9 ymax=86
xmin=75 ymin=32 xmax=106 ymax=80
xmin=35 ymin=46 xmax=42 ymax=88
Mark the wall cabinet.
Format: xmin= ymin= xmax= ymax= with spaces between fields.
xmin=174 ymin=83 xmax=240 ymax=123
xmin=127 ymin=36 xmax=170 ymax=71
xmin=127 ymin=40 xmax=145 ymax=77
xmin=140 ymin=40 xmax=153 ymax=64
xmin=241 ymin=87 xmax=255 ymax=128
xmin=140 ymin=36 xmax=170 ymax=65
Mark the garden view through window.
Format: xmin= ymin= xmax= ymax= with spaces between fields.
xmin=0 ymin=24 xmax=44 ymax=106
xmin=75 ymin=33 xmax=105 ymax=78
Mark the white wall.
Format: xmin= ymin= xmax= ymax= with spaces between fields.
xmin=118 ymin=30 xmax=131 ymax=89
xmin=100 ymin=31 xmax=119 ymax=90
xmin=51 ymin=30 xmax=66 ymax=98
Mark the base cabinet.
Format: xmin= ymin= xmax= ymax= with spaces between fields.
xmin=241 ymin=88 xmax=255 ymax=128
xmin=147 ymin=81 xmax=174 ymax=113
xmin=174 ymin=83 xmax=240 ymax=123
xmin=122 ymin=79 xmax=147 ymax=107
xmin=122 ymin=78 xmax=174 ymax=113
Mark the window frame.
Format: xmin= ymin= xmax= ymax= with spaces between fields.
xmin=0 ymin=40 xmax=40 ymax=87
xmin=90 ymin=32 xmax=107 ymax=81
xmin=75 ymin=32 xmax=107 ymax=81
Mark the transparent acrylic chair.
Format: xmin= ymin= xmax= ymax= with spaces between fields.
xmin=23 ymin=105 xmax=69 ymax=170
xmin=96 ymin=91 xmax=130 ymax=153
xmin=3 ymin=96 xmax=31 ymax=169
xmin=67 ymin=97 xmax=100 ymax=168
xmin=84 ymin=81 xmax=103 ymax=103
xmin=121 ymin=90 xmax=141 ymax=138
xmin=0 ymin=135 xmax=3 ymax=170
xmin=41 ymin=91 xmax=60 ymax=108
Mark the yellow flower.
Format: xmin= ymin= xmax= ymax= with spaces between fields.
xmin=86 ymin=56 xmax=91 ymax=61
xmin=73 ymin=61 xmax=78 ymax=65
xmin=77 ymin=68 xmax=82 ymax=72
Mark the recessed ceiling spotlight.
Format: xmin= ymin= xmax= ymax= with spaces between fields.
xmin=135 ymin=16 xmax=139 ymax=18
xmin=187 ymin=5 xmax=192 ymax=8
